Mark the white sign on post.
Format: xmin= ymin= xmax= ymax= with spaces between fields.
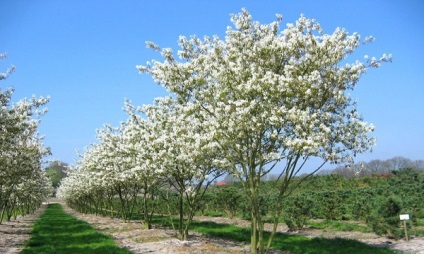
xmin=400 ymin=214 xmax=410 ymax=220
xmin=400 ymin=214 xmax=410 ymax=241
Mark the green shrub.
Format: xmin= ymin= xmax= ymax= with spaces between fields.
xmin=315 ymin=190 xmax=347 ymax=220
xmin=210 ymin=186 xmax=244 ymax=218
xmin=352 ymin=188 xmax=376 ymax=223
xmin=283 ymin=194 xmax=313 ymax=231
xmin=368 ymin=196 xmax=404 ymax=239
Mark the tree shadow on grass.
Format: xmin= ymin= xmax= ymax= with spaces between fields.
xmin=189 ymin=220 xmax=397 ymax=254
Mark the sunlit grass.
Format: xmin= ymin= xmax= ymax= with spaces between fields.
xmin=189 ymin=220 xmax=397 ymax=254
xmin=150 ymin=215 xmax=397 ymax=253
xmin=21 ymin=204 xmax=133 ymax=254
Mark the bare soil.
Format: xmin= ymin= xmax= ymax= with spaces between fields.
xmin=1 ymin=202 xmax=423 ymax=253
xmin=0 ymin=204 xmax=46 ymax=254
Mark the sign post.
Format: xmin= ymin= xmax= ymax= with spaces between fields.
xmin=399 ymin=214 xmax=410 ymax=241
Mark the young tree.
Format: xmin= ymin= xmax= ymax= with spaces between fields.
xmin=138 ymin=9 xmax=389 ymax=253
xmin=141 ymin=97 xmax=223 ymax=240
xmin=119 ymin=102 xmax=165 ymax=228
xmin=369 ymin=196 xmax=403 ymax=239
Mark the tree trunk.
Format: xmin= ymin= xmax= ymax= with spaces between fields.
xmin=251 ymin=214 xmax=258 ymax=254
xmin=0 ymin=199 xmax=8 ymax=224
xmin=258 ymin=217 xmax=265 ymax=254
xmin=178 ymin=191 xmax=184 ymax=240
xmin=250 ymin=188 xmax=262 ymax=254
xmin=143 ymin=191 xmax=151 ymax=229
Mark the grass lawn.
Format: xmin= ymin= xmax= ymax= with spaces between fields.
xmin=21 ymin=203 xmax=133 ymax=254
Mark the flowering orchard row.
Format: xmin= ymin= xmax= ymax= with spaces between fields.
xmin=57 ymin=9 xmax=389 ymax=253
xmin=0 ymin=53 xmax=53 ymax=223
xmin=58 ymin=98 xmax=222 ymax=239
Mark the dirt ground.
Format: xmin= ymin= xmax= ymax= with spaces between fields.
xmin=1 ymin=202 xmax=423 ymax=253
xmin=0 ymin=204 xmax=46 ymax=254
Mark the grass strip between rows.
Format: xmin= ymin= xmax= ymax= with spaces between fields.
xmin=21 ymin=204 xmax=133 ymax=254
xmin=190 ymin=220 xmax=399 ymax=254
xmin=152 ymin=216 xmax=399 ymax=254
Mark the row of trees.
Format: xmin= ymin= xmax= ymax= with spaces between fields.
xmin=0 ymin=53 xmax=52 ymax=223
xmin=57 ymin=99 xmax=224 ymax=237
xmin=57 ymin=9 xmax=389 ymax=253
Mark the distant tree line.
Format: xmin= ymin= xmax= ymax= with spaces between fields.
xmin=223 ymin=156 xmax=424 ymax=183
xmin=44 ymin=160 xmax=69 ymax=191
xmin=319 ymin=156 xmax=424 ymax=177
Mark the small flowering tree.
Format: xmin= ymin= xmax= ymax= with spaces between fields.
xmin=138 ymin=9 xmax=390 ymax=253
xmin=118 ymin=102 xmax=165 ymax=229
xmin=142 ymin=97 xmax=223 ymax=240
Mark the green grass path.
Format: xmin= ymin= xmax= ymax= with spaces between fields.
xmin=20 ymin=203 xmax=133 ymax=254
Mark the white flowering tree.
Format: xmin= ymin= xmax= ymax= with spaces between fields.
xmin=138 ymin=9 xmax=390 ymax=253
xmin=0 ymin=53 xmax=51 ymax=223
xmin=141 ymin=97 xmax=224 ymax=240
xmin=116 ymin=102 xmax=165 ymax=228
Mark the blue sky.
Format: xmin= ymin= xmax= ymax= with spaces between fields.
xmin=1 ymin=0 xmax=423 ymax=170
